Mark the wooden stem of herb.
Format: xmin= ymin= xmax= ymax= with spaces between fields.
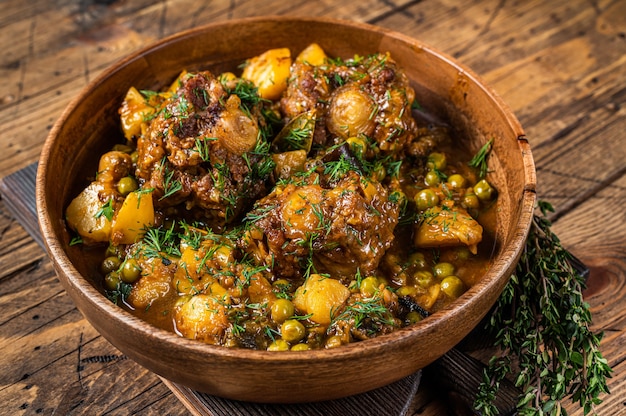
xmin=474 ymin=201 xmax=612 ymax=415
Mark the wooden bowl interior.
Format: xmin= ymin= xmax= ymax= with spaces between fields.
xmin=37 ymin=17 xmax=535 ymax=403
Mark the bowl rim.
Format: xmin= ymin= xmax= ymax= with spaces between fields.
xmin=36 ymin=15 xmax=536 ymax=365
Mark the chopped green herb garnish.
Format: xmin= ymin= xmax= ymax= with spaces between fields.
xmin=468 ymin=138 xmax=493 ymax=179
xmin=94 ymin=199 xmax=114 ymax=221
xmin=158 ymin=159 xmax=183 ymax=201
xmin=194 ymin=137 xmax=217 ymax=162
xmin=138 ymin=223 xmax=182 ymax=260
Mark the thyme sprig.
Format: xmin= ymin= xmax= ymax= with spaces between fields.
xmin=474 ymin=201 xmax=612 ymax=415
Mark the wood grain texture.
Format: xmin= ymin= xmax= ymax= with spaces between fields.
xmin=0 ymin=0 xmax=624 ymax=414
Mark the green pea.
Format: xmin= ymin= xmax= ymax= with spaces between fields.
xmin=112 ymin=144 xmax=133 ymax=153
xmin=281 ymin=319 xmax=306 ymax=343
xmin=424 ymin=170 xmax=441 ymax=187
xmin=454 ymin=247 xmax=472 ymax=261
xmin=346 ymin=136 xmax=367 ymax=158
xmin=372 ymin=164 xmax=386 ymax=182
xmin=360 ymin=276 xmax=380 ymax=297
xmin=447 ymin=174 xmax=467 ymax=190
xmin=474 ymin=179 xmax=494 ymax=201
xmin=121 ymin=258 xmax=142 ymax=283
xmin=267 ymin=339 xmax=290 ymax=351
xmin=291 ymin=343 xmax=310 ymax=351
xmin=427 ymin=152 xmax=447 ymax=170
xmin=408 ymin=252 xmax=427 ymax=269
xmin=101 ymin=256 xmax=122 ymax=274
xmin=105 ymin=244 xmax=121 ymax=258
xmin=415 ymin=189 xmax=439 ymax=211
xmin=406 ymin=311 xmax=422 ymax=324
xmin=396 ymin=286 xmax=415 ymax=297
xmin=325 ymin=335 xmax=343 ymax=349
xmin=463 ymin=191 xmax=480 ymax=209
xmin=117 ymin=176 xmax=138 ymax=196
xmin=271 ymin=298 xmax=295 ymax=324
xmin=414 ymin=270 xmax=434 ymax=288
xmin=273 ymin=278 xmax=292 ymax=290
xmin=389 ymin=190 xmax=407 ymax=208
xmin=441 ymin=276 xmax=465 ymax=298
xmin=433 ymin=262 xmax=455 ymax=279
xmin=104 ymin=271 xmax=122 ymax=291
xmin=130 ymin=151 xmax=139 ymax=164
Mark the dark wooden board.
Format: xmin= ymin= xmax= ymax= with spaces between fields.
xmin=0 ymin=163 xmax=42 ymax=248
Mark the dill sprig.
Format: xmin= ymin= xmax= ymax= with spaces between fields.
xmin=329 ymin=297 xmax=396 ymax=337
xmin=94 ymin=199 xmax=114 ymax=221
xmin=158 ymin=159 xmax=183 ymax=201
xmin=280 ymin=124 xmax=313 ymax=151
xmin=474 ymin=200 xmax=612 ymax=415
xmin=194 ymin=136 xmax=217 ymax=162
xmin=323 ymin=154 xmax=355 ymax=183
xmin=137 ymin=224 xmax=182 ymax=260
xmin=468 ymin=138 xmax=493 ymax=179
xmin=222 ymin=78 xmax=267 ymax=116
xmin=105 ymin=281 xmax=133 ymax=305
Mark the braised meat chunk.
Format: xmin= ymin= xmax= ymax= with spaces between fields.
xmin=134 ymin=71 xmax=275 ymax=229
xmin=280 ymin=53 xmax=418 ymax=156
xmin=245 ymin=169 xmax=401 ymax=282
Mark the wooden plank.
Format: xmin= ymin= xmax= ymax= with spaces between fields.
xmin=0 ymin=216 xmax=45 ymax=279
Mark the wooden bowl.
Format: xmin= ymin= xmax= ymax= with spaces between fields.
xmin=36 ymin=17 xmax=536 ymax=403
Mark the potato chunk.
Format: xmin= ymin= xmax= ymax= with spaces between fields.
xmin=280 ymin=184 xmax=324 ymax=241
xmin=65 ymin=182 xmax=112 ymax=243
xmin=414 ymin=205 xmax=483 ymax=254
xmin=119 ymin=87 xmax=154 ymax=140
xmin=174 ymin=294 xmax=230 ymax=343
xmin=128 ymin=256 xmax=176 ymax=309
xmin=293 ymin=274 xmax=350 ymax=325
xmin=242 ymin=47 xmax=292 ymax=100
xmin=111 ymin=190 xmax=155 ymax=245
xmin=173 ymin=241 xmax=231 ymax=296
xmin=296 ymin=43 xmax=327 ymax=66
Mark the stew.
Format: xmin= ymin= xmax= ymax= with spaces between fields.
xmin=65 ymin=43 xmax=497 ymax=350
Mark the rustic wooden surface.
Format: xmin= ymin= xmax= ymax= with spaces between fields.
xmin=0 ymin=0 xmax=625 ymax=415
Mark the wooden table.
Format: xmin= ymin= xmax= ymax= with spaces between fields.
xmin=1 ymin=1 xmax=625 ymax=414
